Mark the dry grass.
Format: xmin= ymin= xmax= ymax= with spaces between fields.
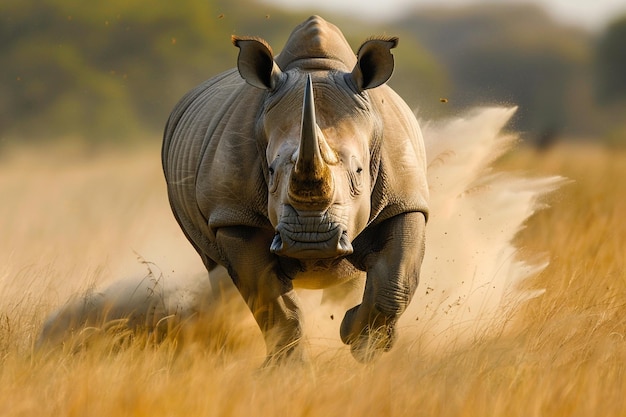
xmin=1 ymin=141 xmax=625 ymax=416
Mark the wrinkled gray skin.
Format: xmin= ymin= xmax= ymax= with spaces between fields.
xmin=162 ymin=16 xmax=428 ymax=364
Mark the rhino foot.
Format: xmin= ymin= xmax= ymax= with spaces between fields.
xmin=339 ymin=304 xmax=397 ymax=363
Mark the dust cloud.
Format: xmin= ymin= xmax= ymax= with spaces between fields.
xmin=38 ymin=107 xmax=566 ymax=356
xmin=300 ymin=107 xmax=565 ymax=354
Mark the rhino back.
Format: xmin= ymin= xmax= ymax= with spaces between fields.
xmin=275 ymin=15 xmax=356 ymax=72
xmin=162 ymin=69 xmax=270 ymax=263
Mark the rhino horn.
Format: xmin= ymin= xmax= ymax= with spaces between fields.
xmin=289 ymin=75 xmax=334 ymax=210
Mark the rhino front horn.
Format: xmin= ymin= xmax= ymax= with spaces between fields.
xmin=288 ymin=74 xmax=334 ymax=210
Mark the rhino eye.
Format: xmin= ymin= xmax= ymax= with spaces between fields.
xmin=268 ymin=157 xmax=278 ymax=176
xmin=268 ymin=161 xmax=279 ymax=193
xmin=351 ymin=156 xmax=363 ymax=174
xmin=348 ymin=156 xmax=363 ymax=197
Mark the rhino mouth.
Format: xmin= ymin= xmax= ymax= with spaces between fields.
xmin=270 ymin=205 xmax=353 ymax=259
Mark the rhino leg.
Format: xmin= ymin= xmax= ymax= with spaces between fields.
xmin=340 ymin=211 xmax=426 ymax=362
xmin=215 ymin=226 xmax=305 ymax=365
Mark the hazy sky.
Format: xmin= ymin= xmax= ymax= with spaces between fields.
xmin=260 ymin=0 xmax=626 ymax=31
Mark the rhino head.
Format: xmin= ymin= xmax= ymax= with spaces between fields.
xmin=233 ymin=35 xmax=398 ymax=260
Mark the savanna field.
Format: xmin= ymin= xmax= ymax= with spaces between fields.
xmin=0 ymin=139 xmax=625 ymax=416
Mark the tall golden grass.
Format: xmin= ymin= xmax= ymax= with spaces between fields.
xmin=0 ymin=141 xmax=624 ymax=416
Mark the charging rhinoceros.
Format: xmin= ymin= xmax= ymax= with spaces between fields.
xmin=162 ymin=15 xmax=428 ymax=364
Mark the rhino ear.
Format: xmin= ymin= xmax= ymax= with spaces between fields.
xmin=232 ymin=36 xmax=283 ymax=90
xmin=350 ymin=37 xmax=399 ymax=91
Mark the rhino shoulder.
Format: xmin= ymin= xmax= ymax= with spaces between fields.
xmin=368 ymin=86 xmax=429 ymax=224
xmin=163 ymin=69 xmax=270 ymax=253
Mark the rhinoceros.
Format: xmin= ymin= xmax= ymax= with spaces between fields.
xmin=162 ymin=16 xmax=428 ymax=363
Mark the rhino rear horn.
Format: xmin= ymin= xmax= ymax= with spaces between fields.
xmin=232 ymin=36 xmax=283 ymax=90
xmin=350 ymin=37 xmax=398 ymax=91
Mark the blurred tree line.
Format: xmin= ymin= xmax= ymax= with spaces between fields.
xmin=395 ymin=4 xmax=626 ymax=146
xmin=1 ymin=0 xmax=625 ymax=145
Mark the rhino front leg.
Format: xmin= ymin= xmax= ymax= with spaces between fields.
xmin=340 ymin=211 xmax=426 ymax=362
xmin=215 ymin=226 xmax=305 ymax=365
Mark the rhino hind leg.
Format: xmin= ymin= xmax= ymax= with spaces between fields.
xmin=340 ymin=211 xmax=426 ymax=362
xmin=215 ymin=226 xmax=307 ymax=365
